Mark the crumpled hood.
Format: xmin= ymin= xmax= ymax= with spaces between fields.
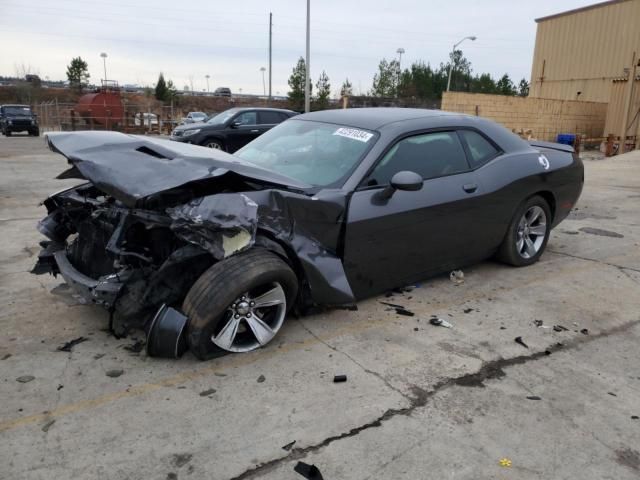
xmin=45 ymin=131 xmax=310 ymax=207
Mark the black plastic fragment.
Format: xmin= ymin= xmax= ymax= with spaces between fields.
xmin=294 ymin=462 xmax=324 ymax=480
xmin=146 ymin=305 xmax=188 ymax=359
xmin=514 ymin=336 xmax=529 ymax=348
xmin=580 ymin=328 xmax=589 ymax=335
xmin=395 ymin=307 xmax=415 ymax=317
xmin=333 ymin=374 xmax=347 ymax=383
xmin=526 ymin=395 xmax=542 ymax=400
xmin=282 ymin=440 xmax=296 ymax=451
xmin=553 ymin=325 xmax=569 ymax=332
xmin=57 ymin=337 xmax=88 ymax=352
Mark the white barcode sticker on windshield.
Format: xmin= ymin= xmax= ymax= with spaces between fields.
xmin=333 ymin=127 xmax=373 ymax=143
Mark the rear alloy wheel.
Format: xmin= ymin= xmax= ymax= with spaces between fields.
xmin=497 ymin=195 xmax=551 ymax=267
xmin=183 ymin=248 xmax=298 ymax=360
xmin=204 ymin=139 xmax=224 ymax=150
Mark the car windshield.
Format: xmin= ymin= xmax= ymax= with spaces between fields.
xmin=4 ymin=106 xmax=32 ymax=115
xmin=235 ymin=120 xmax=377 ymax=187
xmin=191 ymin=112 xmax=206 ymax=119
xmin=206 ymin=110 xmax=237 ymax=124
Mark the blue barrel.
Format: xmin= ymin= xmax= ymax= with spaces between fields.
xmin=556 ymin=133 xmax=576 ymax=145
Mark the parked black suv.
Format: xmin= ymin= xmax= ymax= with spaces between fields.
xmin=0 ymin=104 xmax=39 ymax=136
xmin=170 ymin=107 xmax=296 ymax=152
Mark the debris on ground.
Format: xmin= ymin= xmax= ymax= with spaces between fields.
xmin=499 ymin=458 xmax=512 ymax=467
xmin=105 ymin=369 xmax=124 ymax=378
xmin=534 ymin=319 xmax=544 ymax=327
xmin=214 ymin=372 xmax=227 ymax=377
xmin=463 ymin=308 xmax=473 ymax=314
xmin=333 ymin=374 xmax=347 ymax=383
xmin=41 ymin=419 xmax=55 ymax=433
xmin=199 ymin=388 xmax=216 ymax=397
xmin=2 ymin=353 xmax=11 ymax=360
xmin=294 ymin=461 xmax=324 ymax=480
xmin=124 ymin=340 xmax=145 ymax=354
xmin=257 ymin=375 xmax=266 ymax=383
xmin=414 ymin=327 xmax=419 ymax=331
xmin=16 ymin=375 xmax=35 ymax=383
xmin=526 ymin=395 xmax=542 ymax=400
xmin=514 ymin=336 xmax=529 ymax=348
xmin=282 ymin=440 xmax=296 ymax=451
xmin=449 ymin=270 xmax=465 ymax=285
xmin=57 ymin=384 xmax=63 ymax=391
xmin=57 ymin=336 xmax=89 ymax=352
xmin=632 ymin=416 xmax=639 ymax=420
xmin=429 ymin=317 xmax=453 ymax=328
xmin=608 ymin=392 xmax=617 ymax=397
xmin=553 ymin=325 xmax=569 ymax=332
xmin=93 ymin=353 xmax=105 ymax=360
xmin=580 ymin=328 xmax=589 ymax=335
xmin=172 ymin=453 xmax=193 ymax=468
xmin=380 ymin=301 xmax=415 ymax=316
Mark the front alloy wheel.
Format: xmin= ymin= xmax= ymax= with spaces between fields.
xmin=183 ymin=248 xmax=298 ymax=360
xmin=205 ymin=140 xmax=223 ymax=150
xmin=212 ymin=283 xmax=287 ymax=352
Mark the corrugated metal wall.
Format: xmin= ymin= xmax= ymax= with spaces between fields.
xmin=604 ymin=78 xmax=640 ymax=136
xmin=529 ymin=0 xmax=640 ymax=102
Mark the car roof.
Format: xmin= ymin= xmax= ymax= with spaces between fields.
xmin=232 ymin=107 xmax=295 ymax=113
xmin=294 ymin=107 xmax=463 ymax=130
xmin=2 ymin=104 xmax=30 ymax=108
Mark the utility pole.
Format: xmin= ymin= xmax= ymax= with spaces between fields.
xmin=269 ymin=12 xmax=273 ymax=99
xmin=305 ymin=0 xmax=310 ymax=113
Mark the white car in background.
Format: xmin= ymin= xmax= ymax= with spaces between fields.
xmin=180 ymin=111 xmax=207 ymax=125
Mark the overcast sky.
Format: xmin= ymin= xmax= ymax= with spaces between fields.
xmin=2 ymin=0 xmax=594 ymax=96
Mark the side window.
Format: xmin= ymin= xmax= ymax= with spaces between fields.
xmin=234 ymin=111 xmax=257 ymax=126
xmin=259 ymin=111 xmax=286 ymax=124
xmin=367 ymin=131 xmax=469 ymax=186
xmin=459 ymin=130 xmax=500 ymax=168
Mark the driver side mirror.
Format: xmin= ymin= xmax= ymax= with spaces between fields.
xmin=378 ymin=171 xmax=423 ymax=200
xmin=230 ymin=120 xmax=242 ymax=128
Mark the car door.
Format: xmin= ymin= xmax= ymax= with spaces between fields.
xmin=342 ymin=130 xmax=489 ymax=299
xmin=225 ymin=110 xmax=259 ymax=152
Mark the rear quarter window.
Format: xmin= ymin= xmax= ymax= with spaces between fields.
xmin=459 ymin=130 xmax=500 ymax=168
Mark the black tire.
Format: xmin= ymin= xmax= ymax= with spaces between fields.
xmin=183 ymin=248 xmax=298 ymax=360
xmin=5 ymin=130 xmax=11 ymax=137
xmin=30 ymin=129 xmax=40 ymax=137
xmin=497 ymin=195 xmax=551 ymax=267
xmin=202 ymin=138 xmax=225 ymax=151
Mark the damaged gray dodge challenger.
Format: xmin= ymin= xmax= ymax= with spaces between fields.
xmin=33 ymin=108 xmax=583 ymax=359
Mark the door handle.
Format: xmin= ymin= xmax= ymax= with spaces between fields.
xmin=462 ymin=183 xmax=478 ymax=193
xmin=250 ymin=129 xmax=259 ymax=133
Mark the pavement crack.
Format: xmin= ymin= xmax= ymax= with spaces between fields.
xmin=296 ymin=318 xmax=412 ymax=402
xmin=228 ymin=319 xmax=640 ymax=480
xmin=548 ymin=249 xmax=640 ymax=274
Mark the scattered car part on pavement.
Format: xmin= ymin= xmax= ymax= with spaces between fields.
xmin=514 ymin=336 xmax=529 ymax=348
xmin=333 ymin=374 xmax=347 ymax=383
xmin=16 ymin=375 xmax=35 ymax=383
xmin=56 ymin=336 xmax=88 ymax=352
xmin=449 ymin=270 xmax=465 ymax=285
xmin=294 ymin=461 xmax=324 ymax=480
xmin=430 ymin=317 xmax=453 ymax=328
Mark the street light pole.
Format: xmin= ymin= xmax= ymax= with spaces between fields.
xmin=304 ymin=0 xmax=311 ymax=113
xmin=396 ymin=47 xmax=405 ymax=97
xmin=205 ymin=74 xmax=210 ymax=93
xmin=100 ymin=52 xmax=108 ymax=83
xmin=446 ymin=36 xmax=476 ymax=92
xmin=260 ymin=67 xmax=266 ymax=96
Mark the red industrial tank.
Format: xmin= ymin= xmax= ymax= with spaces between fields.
xmin=75 ymin=90 xmax=124 ymax=127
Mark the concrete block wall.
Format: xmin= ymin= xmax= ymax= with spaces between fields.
xmin=442 ymin=92 xmax=608 ymax=141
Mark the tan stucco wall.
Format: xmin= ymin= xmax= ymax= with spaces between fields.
xmin=442 ymin=92 xmax=608 ymax=141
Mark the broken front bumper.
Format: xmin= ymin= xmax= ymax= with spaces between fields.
xmin=34 ymin=242 xmax=127 ymax=309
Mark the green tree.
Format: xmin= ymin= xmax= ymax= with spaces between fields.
xmin=470 ymin=73 xmax=498 ymax=94
xmin=66 ymin=57 xmax=90 ymax=92
xmin=314 ymin=71 xmax=331 ymax=110
xmin=444 ymin=49 xmax=473 ymax=92
xmin=517 ymin=78 xmax=530 ymax=97
xmin=166 ymin=79 xmax=178 ymax=100
xmin=288 ymin=57 xmax=310 ymax=111
xmin=496 ymin=74 xmax=517 ymax=95
xmin=371 ymin=58 xmax=399 ymax=97
xmin=155 ymin=73 xmax=168 ymax=101
xmin=340 ymin=78 xmax=353 ymax=97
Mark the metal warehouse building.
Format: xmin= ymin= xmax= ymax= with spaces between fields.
xmin=529 ymin=0 xmax=640 ymax=103
xmin=529 ymin=0 xmax=639 ymax=150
